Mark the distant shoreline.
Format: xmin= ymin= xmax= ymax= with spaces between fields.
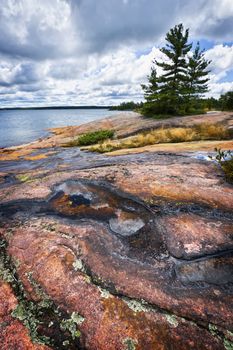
xmin=0 ymin=108 xmax=120 ymax=148
xmin=0 ymin=106 xmax=112 ymax=111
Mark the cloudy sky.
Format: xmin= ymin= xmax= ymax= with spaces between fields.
xmin=0 ymin=0 xmax=233 ymax=107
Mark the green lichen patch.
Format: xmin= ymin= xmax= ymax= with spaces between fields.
xmin=60 ymin=312 xmax=84 ymax=340
xmin=71 ymin=312 xmax=85 ymax=326
xmin=165 ymin=314 xmax=179 ymax=328
xmin=208 ymin=323 xmax=233 ymax=349
xmin=208 ymin=323 xmax=220 ymax=337
xmin=123 ymin=337 xmax=138 ymax=350
xmin=123 ymin=298 xmax=148 ymax=313
xmin=224 ymin=338 xmax=233 ymax=350
xmin=98 ymin=287 xmax=111 ymax=299
xmin=26 ymin=271 xmax=50 ymax=301
xmin=0 ymin=239 xmax=17 ymax=284
xmin=16 ymin=174 xmax=32 ymax=183
xmin=72 ymin=259 xmax=86 ymax=273
xmin=62 ymin=340 xmax=70 ymax=347
xmin=11 ymin=301 xmax=51 ymax=345
xmin=227 ymin=331 xmax=233 ymax=340
xmin=224 ymin=331 xmax=233 ymax=350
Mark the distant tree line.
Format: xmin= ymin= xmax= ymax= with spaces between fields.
xmin=109 ymin=101 xmax=143 ymax=111
xmin=111 ymin=92 xmax=233 ymax=113
xmin=200 ymin=92 xmax=233 ymax=111
xmin=219 ymin=91 xmax=233 ymax=111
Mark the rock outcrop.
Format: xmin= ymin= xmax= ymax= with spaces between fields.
xmin=0 ymin=111 xmax=233 ymax=349
xmin=0 ymin=145 xmax=233 ymax=349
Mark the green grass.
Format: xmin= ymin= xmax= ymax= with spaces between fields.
xmin=63 ymin=129 xmax=114 ymax=147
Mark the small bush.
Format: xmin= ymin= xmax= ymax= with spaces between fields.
xmin=222 ymin=159 xmax=233 ymax=183
xmin=64 ymin=129 xmax=114 ymax=147
xmin=209 ymin=148 xmax=233 ymax=183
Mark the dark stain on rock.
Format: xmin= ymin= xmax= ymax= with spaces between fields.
xmin=175 ymin=253 xmax=233 ymax=286
xmin=69 ymin=194 xmax=91 ymax=207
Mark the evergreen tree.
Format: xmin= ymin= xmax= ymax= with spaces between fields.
xmin=142 ymin=24 xmax=211 ymax=116
xmin=155 ymin=23 xmax=192 ymax=114
xmin=141 ymin=67 xmax=158 ymax=102
xmin=141 ymin=67 xmax=160 ymax=114
xmin=186 ymin=42 xmax=211 ymax=104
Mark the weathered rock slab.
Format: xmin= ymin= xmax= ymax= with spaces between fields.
xmin=0 ymin=150 xmax=233 ymax=349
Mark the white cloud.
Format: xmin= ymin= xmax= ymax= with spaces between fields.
xmin=205 ymin=45 xmax=233 ymax=72
xmin=0 ymin=0 xmax=77 ymax=59
xmin=204 ymin=44 xmax=233 ymax=97
xmin=0 ymin=0 xmax=233 ymax=106
xmin=1 ymin=42 xmax=233 ymax=107
xmin=190 ymin=0 xmax=233 ymax=41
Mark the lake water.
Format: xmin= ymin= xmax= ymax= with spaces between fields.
xmin=0 ymin=109 xmax=119 ymax=148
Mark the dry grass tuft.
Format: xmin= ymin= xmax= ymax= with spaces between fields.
xmin=86 ymin=123 xmax=232 ymax=153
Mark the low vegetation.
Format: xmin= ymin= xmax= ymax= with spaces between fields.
xmin=86 ymin=123 xmax=232 ymax=153
xmin=219 ymin=91 xmax=233 ymax=111
xmin=222 ymin=158 xmax=233 ymax=183
xmin=64 ymin=129 xmax=114 ymax=147
xmin=209 ymin=148 xmax=233 ymax=183
xmin=109 ymin=101 xmax=143 ymax=111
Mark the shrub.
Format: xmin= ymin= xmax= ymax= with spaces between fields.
xmin=209 ymin=148 xmax=233 ymax=183
xmin=219 ymin=91 xmax=233 ymax=111
xmin=222 ymin=158 xmax=233 ymax=183
xmin=64 ymin=129 xmax=114 ymax=147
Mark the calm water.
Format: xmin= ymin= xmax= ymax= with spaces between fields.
xmin=0 ymin=109 xmax=119 ymax=148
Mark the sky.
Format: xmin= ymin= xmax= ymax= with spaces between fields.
xmin=0 ymin=0 xmax=233 ymax=107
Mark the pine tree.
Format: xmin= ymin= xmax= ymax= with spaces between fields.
xmin=187 ymin=42 xmax=211 ymax=101
xmin=155 ymin=23 xmax=192 ymax=114
xmin=141 ymin=67 xmax=160 ymax=114
xmin=141 ymin=24 xmax=211 ymax=116
xmin=141 ymin=67 xmax=158 ymax=102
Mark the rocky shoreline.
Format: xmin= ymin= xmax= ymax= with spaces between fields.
xmin=0 ymin=112 xmax=233 ymax=349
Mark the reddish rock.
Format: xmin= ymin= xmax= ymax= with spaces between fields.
xmin=4 ymin=221 xmax=225 ymax=350
xmin=0 ymin=280 xmax=50 ymax=350
xmin=0 ymin=146 xmax=233 ymax=349
xmin=157 ymin=213 xmax=233 ymax=259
